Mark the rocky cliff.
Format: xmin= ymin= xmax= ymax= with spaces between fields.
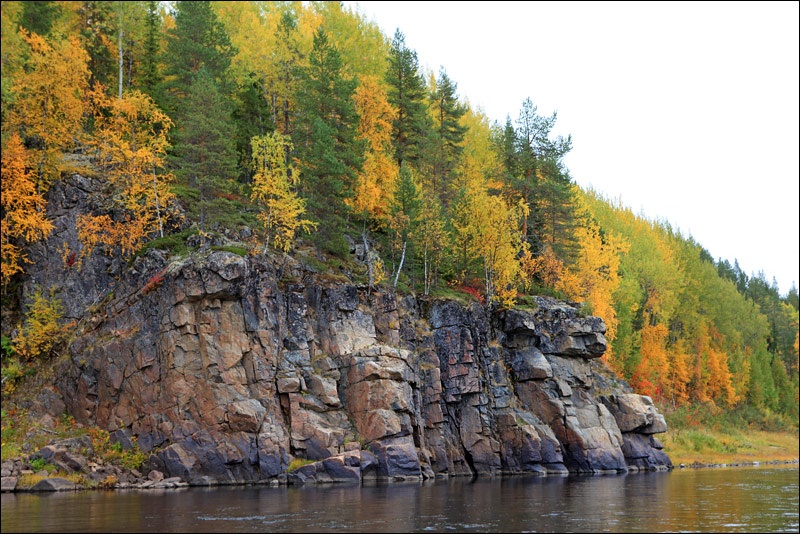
xmin=15 ymin=174 xmax=672 ymax=486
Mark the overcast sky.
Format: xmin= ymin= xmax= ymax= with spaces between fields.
xmin=344 ymin=1 xmax=799 ymax=296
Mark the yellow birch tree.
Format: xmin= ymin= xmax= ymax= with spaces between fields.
xmin=250 ymin=132 xmax=315 ymax=252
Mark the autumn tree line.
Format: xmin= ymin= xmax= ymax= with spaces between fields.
xmin=1 ymin=1 xmax=797 ymax=427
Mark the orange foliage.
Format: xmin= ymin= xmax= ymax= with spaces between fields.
xmin=688 ymin=323 xmax=739 ymax=406
xmin=351 ymin=75 xmax=398 ymax=224
xmin=667 ymin=348 xmax=692 ymax=406
xmin=76 ymin=213 xmax=148 ymax=259
xmin=79 ymin=87 xmax=175 ymax=259
xmin=1 ymin=134 xmax=54 ymax=285
xmin=8 ymin=30 xmax=90 ymax=187
xmin=522 ymin=245 xmax=564 ymax=289
xmin=631 ymin=318 xmax=669 ymax=400
xmin=706 ymin=346 xmax=737 ymax=406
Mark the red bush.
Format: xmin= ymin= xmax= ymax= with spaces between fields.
xmin=141 ymin=268 xmax=167 ymax=295
xmin=458 ymin=284 xmax=485 ymax=305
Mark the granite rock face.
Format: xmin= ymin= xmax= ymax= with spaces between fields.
xmin=18 ymin=173 xmax=671 ymax=486
xmin=53 ymin=250 xmax=671 ymax=485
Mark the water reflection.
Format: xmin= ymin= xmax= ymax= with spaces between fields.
xmin=2 ymin=466 xmax=797 ymax=533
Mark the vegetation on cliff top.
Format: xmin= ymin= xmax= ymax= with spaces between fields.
xmin=1 ymin=1 xmax=797 ymax=446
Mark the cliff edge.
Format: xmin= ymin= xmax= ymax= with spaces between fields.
xmin=8 ymin=174 xmax=672 ymax=487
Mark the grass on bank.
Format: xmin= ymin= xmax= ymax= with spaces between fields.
xmin=660 ymin=403 xmax=799 ymax=466
xmin=661 ymin=427 xmax=799 ymax=466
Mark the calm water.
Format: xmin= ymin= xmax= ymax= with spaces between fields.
xmin=2 ymin=465 xmax=798 ymax=533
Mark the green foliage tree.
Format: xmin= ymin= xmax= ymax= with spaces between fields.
xmin=385 ymin=29 xmax=429 ymax=169
xmin=262 ymin=7 xmax=305 ymax=137
xmin=112 ymin=1 xmax=149 ymax=97
xmin=428 ymin=67 xmax=467 ymax=201
xmin=170 ymin=67 xmax=238 ymax=234
xmin=212 ymin=1 xmax=276 ymax=182
xmin=388 ymin=163 xmax=422 ymax=288
xmin=138 ymin=0 xmax=161 ymax=95
xmin=294 ymin=27 xmax=362 ymax=257
xmin=232 ymin=72 xmax=275 ymax=182
xmin=18 ymin=0 xmax=61 ymax=37
xmin=158 ymin=0 xmax=235 ymax=116
xmin=76 ymin=1 xmax=116 ymax=91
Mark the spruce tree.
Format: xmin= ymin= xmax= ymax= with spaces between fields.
xmin=158 ymin=0 xmax=235 ymax=116
xmin=19 ymin=0 xmax=61 ymax=37
xmin=170 ymin=68 xmax=238 ymax=235
xmin=294 ymin=27 xmax=362 ymax=258
xmin=77 ymin=1 xmax=116 ymax=91
xmin=232 ymin=72 xmax=274 ymax=183
xmin=429 ymin=67 xmax=467 ymax=202
xmin=139 ymin=0 xmax=161 ymax=96
xmin=385 ymin=29 xmax=429 ymax=169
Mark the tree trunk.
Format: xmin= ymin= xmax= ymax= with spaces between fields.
xmin=118 ymin=18 xmax=124 ymax=99
xmin=394 ymin=240 xmax=407 ymax=288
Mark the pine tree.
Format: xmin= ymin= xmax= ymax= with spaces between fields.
xmin=295 ymin=27 xmax=362 ymax=258
xmin=138 ymin=0 xmax=161 ymax=95
xmin=170 ymin=68 xmax=238 ymax=235
xmin=429 ymin=67 xmax=467 ymax=201
xmin=504 ymin=98 xmax=576 ymax=261
xmin=159 ymin=0 xmax=235 ymax=116
xmin=385 ymin=29 xmax=429 ymax=169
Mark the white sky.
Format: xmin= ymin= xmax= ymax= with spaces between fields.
xmin=345 ymin=1 xmax=800 ymax=296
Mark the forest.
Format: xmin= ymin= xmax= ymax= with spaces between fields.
xmin=1 ymin=1 xmax=797 ymax=431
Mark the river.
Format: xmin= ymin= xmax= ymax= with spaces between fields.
xmin=2 ymin=465 xmax=797 ymax=533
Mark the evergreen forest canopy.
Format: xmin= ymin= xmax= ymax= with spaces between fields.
xmin=1 ymin=1 xmax=797 ymax=429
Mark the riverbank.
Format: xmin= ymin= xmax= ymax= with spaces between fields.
xmin=2 ymin=433 xmax=797 ymax=494
xmin=662 ymin=426 xmax=799 ymax=467
xmin=3 ymin=399 xmax=799 ymax=493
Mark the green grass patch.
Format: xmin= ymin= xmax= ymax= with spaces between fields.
xmin=131 ymin=227 xmax=199 ymax=263
xmin=212 ymin=245 xmax=248 ymax=257
xmin=661 ymin=402 xmax=799 ymax=465
xmin=428 ymin=286 xmax=472 ymax=305
xmin=287 ymin=458 xmax=315 ymax=472
xmin=206 ymin=196 xmax=259 ymax=229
